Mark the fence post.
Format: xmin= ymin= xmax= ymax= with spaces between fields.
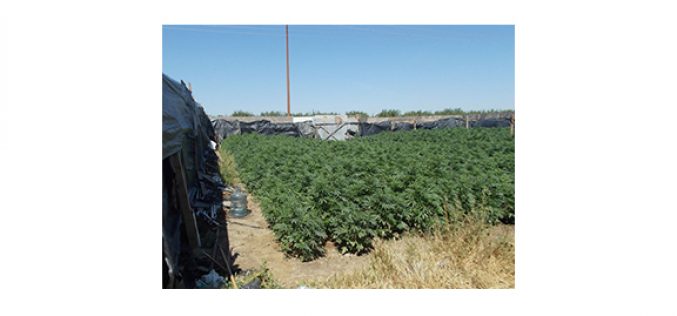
xmin=465 ymin=115 xmax=469 ymax=129
xmin=510 ymin=113 xmax=515 ymax=137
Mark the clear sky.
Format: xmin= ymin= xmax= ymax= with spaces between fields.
xmin=162 ymin=25 xmax=514 ymax=116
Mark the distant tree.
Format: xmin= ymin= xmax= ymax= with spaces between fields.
xmin=462 ymin=109 xmax=515 ymax=116
xmin=231 ymin=110 xmax=254 ymax=117
xmin=308 ymin=110 xmax=339 ymax=115
xmin=290 ymin=110 xmax=340 ymax=116
xmin=346 ymin=111 xmax=369 ymax=120
xmin=402 ymin=110 xmax=433 ymax=116
xmin=260 ymin=111 xmax=286 ymax=116
xmin=434 ymin=108 xmax=465 ymax=115
xmin=375 ymin=109 xmax=401 ymax=117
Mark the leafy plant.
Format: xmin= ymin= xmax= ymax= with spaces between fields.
xmin=346 ymin=111 xmax=369 ymax=120
xmin=260 ymin=111 xmax=286 ymax=117
xmin=375 ymin=109 xmax=401 ymax=117
xmin=221 ymin=128 xmax=514 ymax=261
xmin=433 ymin=108 xmax=465 ymax=115
xmin=231 ymin=110 xmax=254 ymax=117
xmin=402 ymin=110 xmax=433 ymax=116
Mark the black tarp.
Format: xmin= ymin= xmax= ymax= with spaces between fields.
xmin=415 ymin=117 xmax=464 ymax=130
xmin=359 ymin=116 xmax=508 ymax=137
xmin=239 ymin=120 xmax=270 ymax=134
xmin=470 ymin=118 xmax=511 ymax=128
xmin=392 ymin=122 xmax=414 ymax=131
xmin=213 ymin=120 xmax=241 ymax=144
xmin=213 ymin=114 xmax=513 ymax=140
xmin=163 ymin=74 xmax=222 ymax=209
xmin=163 ymin=74 xmax=225 ymax=288
xmin=259 ymin=122 xmax=301 ymax=136
xmin=435 ymin=117 xmax=465 ymax=129
xmin=211 ymin=118 xmax=317 ymax=142
xmin=359 ymin=121 xmax=392 ymax=136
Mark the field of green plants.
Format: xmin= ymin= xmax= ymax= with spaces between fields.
xmin=221 ymin=128 xmax=514 ymax=261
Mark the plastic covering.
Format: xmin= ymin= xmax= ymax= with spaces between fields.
xmin=163 ymin=74 xmax=225 ymax=288
xmin=358 ymin=121 xmax=391 ymax=136
xmin=358 ymin=116 xmax=510 ymax=137
xmin=212 ymin=119 xmax=317 ymax=143
xmin=213 ymin=114 xmax=513 ymax=140
xmin=416 ymin=117 xmax=465 ymax=130
xmin=470 ymin=118 xmax=511 ymax=128
xmin=392 ymin=122 xmax=414 ymax=131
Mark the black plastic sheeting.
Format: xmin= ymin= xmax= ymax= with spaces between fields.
xmin=470 ymin=119 xmax=511 ymax=128
xmin=358 ymin=116 xmax=510 ymax=136
xmin=163 ymin=74 xmax=223 ymax=208
xmin=163 ymin=74 xmax=225 ymax=288
xmin=213 ymin=115 xmax=513 ymax=140
xmin=213 ymin=120 xmax=241 ymax=143
xmin=358 ymin=121 xmax=390 ymax=136
xmin=212 ymin=119 xmax=315 ymax=144
xmin=415 ymin=117 xmax=465 ymax=130
xmin=392 ymin=122 xmax=414 ymax=131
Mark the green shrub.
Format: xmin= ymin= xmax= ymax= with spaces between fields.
xmin=375 ymin=109 xmax=401 ymax=117
xmin=231 ymin=110 xmax=254 ymax=117
xmin=260 ymin=111 xmax=286 ymax=116
xmin=221 ymin=128 xmax=514 ymax=261
xmin=346 ymin=111 xmax=369 ymax=120
xmin=402 ymin=110 xmax=433 ymax=116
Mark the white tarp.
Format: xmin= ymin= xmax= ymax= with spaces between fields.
xmin=292 ymin=116 xmax=313 ymax=123
xmin=311 ymin=115 xmax=359 ymax=141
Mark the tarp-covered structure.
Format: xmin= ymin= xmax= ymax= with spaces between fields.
xmin=213 ymin=113 xmax=513 ymax=141
xmin=163 ymin=74 xmax=228 ymax=289
xmin=212 ymin=119 xmax=316 ymax=144
xmin=358 ymin=116 xmax=510 ymax=136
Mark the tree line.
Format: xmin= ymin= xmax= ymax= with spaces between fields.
xmin=228 ymin=108 xmax=514 ymax=118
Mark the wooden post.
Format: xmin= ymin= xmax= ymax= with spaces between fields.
xmin=168 ymin=153 xmax=201 ymax=249
xmin=465 ymin=115 xmax=469 ymax=129
xmin=510 ymin=113 xmax=515 ymax=137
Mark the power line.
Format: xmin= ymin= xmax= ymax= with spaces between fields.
xmin=162 ymin=25 xmax=477 ymax=41
xmin=163 ymin=25 xmax=285 ymax=37
xmin=286 ymin=25 xmax=291 ymax=117
xmin=163 ymin=25 xmax=330 ymax=39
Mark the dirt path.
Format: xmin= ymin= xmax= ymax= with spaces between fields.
xmin=225 ymin=194 xmax=370 ymax=288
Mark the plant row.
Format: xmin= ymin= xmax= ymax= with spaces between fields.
xmin=221 ymin=128 xmax=514 ymax=261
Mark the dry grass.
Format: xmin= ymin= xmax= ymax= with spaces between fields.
xmin=309 ymin=217 xmax=515 ymax=289
xmin=217 ymin=148 xmax=241 ymax=186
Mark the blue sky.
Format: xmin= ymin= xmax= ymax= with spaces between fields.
xmin=162 ymin=25 xmax=514 ymax=116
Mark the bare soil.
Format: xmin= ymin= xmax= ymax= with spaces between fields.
xmin=225 ymin=194 xmax=370 ymax=288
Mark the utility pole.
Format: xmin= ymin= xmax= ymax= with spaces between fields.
xmin=286 ymin=25 xmax=291 ymax=117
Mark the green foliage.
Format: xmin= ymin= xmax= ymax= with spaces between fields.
xmin=433 ymin=108 xmax=465 ymax=115
xmin=464 ymin=109 xmax=514 ymax=115
xmin=291 ymin=110 xmax=340 ymax=116
xmin=395 ymin=108 xmax=516 ymax=116
xmin=222 ymin=128 xmax=514 ymax=261
xmin=231 ymin=110 xmax=254 ymax=117
xmin=402 ymin=110 xmax=433 ymax=116
xmin=375 ymin=109 xmax=402 ymax=117
xmin=218 ymin=149 xmax=241 ymax=186
xmin=260 ymin=111 xmax=286 ymax=117
xmin=346 ymin=111 xmax=369 ymax=120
